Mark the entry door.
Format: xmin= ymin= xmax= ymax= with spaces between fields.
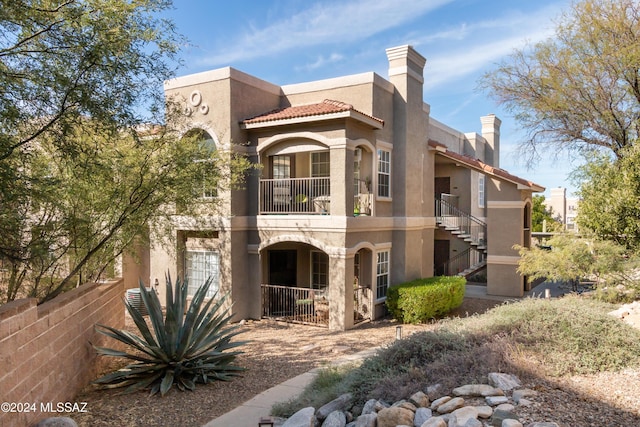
xmin=269 ymin=250 xmax=297 ymax=286
xmin=434 ymin=239 xmax=450 ymax=276
xmin=435 ymin=177 xmax=450 ymax=199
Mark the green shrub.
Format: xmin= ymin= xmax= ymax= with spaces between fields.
xmin=386 ymin=276 xmax=465 ymax=323
xmin=93 ymin=275 xmax=245 ymax=396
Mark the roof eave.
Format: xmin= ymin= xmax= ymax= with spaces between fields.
xmin=240 ymin=110 xmax=384 ymax=130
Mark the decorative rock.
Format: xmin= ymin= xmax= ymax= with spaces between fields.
xmin=462 ymin=419 xmax=483 ymax=427
xmin=420 ymin=417 xmax=447 ymax=427
xmin=316 ymin=393 xmax=353 ymax=421
xmin=361 ymin=399 xmax=377 ymax=415
xmin=413 ymin=407 xmax=432 ymax=426
xmin=354 ymin=413 xmax=376 ymax=427
xmin=409 ymin=391 xmax=430 ymax=408
xmin=435 ymin=397 xmax=465 ymax=414
xmin=512 ymin=389 xmax=538 ymax=404
xmin=396 ymin=401 xmax=417 ymax=412
xmin=476 ymin=405 xmax=493 ymax=418
xmin=34 ymin=418 xmax=78 ymax=427
xmin=517 ymin=399 xmax=532 ymax=407
xmin=374 ymin=400 xmax=390 ymax=412
xmin=377 ymin=406 xmax=415 ymax=427
xmin=485 ymin=396 xmax=509 ymax=406
xmin=495 ymin=403 xmax=515 ymax=413
xmin=502 ymin=420 xmax=523 ymax=427
xmin=453 ymin=384 xmax=504 ymax=397
xmin=430 ymin=396 xmax=451 ymax=410
xmin=322 ymin=410 xmax=346 ymax=427
xmin=488 ymin=373 xmax=522 ymax=391
xmin=449 ymin=406 xmax=479 ymax=426
xmin=426 ymin=384 xmax=444 ymax=400
xmin=490 ymin=408 xmax=519 ymax=427
xmin=526 ymin=423 xmax=559 ymax=427
xmin=282 ymin=407 xmax=316 ymax=427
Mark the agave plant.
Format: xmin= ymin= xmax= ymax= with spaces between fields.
xmin=93 ymin=274 xmax=245 ymax=396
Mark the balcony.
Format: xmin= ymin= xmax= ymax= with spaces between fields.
xmin=260 ymin=177 xmax=330 ymax=214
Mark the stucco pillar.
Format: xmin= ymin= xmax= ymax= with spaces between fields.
xmin=328 ymin=254 xmax=354 ymax=331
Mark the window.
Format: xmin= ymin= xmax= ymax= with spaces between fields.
xmin=185 ymin=250 xmax=219 ymax=298
xmin=272 ymin=155 xmax=292 ymax=179
xmin=376 ymin=250 xmax=390 ymax=300
xmin=478 ymin=174 xmax=485 ymax=208
xmin=311 ymin=251 xmax=328 ymax=289
xmin=311 ymin=151 xmax=330 ymax=177
xmin=184 ymin=129 xmax=217 ymax=199
xmin=377 ymin=149 xmax=391 ymax=198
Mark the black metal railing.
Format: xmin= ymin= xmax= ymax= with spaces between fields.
xmin=260 ymin=177 xmax=330 ymax=214
xmin=439 ymin=247 xmax=486 ymax=276
xmin=353 ymin=286 xmax=372 ymax=324
xmin=435 ymin=196 xmax=487 ymax=248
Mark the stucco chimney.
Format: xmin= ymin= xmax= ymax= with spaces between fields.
xmin=386 ymin=45 xmax=427 ymax=101
xmin=481 ymin=114 xmax=501 ymax=168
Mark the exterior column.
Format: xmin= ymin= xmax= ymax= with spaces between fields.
xmin=328 ymin=254 xmax=354 ymax=331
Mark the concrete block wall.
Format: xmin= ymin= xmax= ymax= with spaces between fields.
xmin=0 ymin=279 xmax=125 ymax=427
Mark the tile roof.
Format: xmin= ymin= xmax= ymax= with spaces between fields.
xmin=428 ymin=140 xmax=545 ymax=192
xmin=242 ymin=99 xmax=384 ymax=126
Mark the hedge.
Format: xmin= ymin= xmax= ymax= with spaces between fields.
xmin=386 ymin=276 xmax=466 ymax=324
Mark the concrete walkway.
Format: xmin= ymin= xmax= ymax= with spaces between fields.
xmin=202 ymin=348 xmax=378 ymax=427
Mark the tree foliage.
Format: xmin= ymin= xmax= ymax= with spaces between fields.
xmin=515 ymin=233 xmax=628 ymax=287
xmin=482 ymin=0 xmax=640 ymax=163
xmin=575 ymin=145 xmax=640 ymax=250
xmin=0 ymin=1 xmax=252 ymax=304
xmin=531 ymin=195 xmax=560 ymax=232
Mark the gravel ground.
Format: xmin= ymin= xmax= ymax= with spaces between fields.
xmin=71 ymin=297 xmax=640 ymax=427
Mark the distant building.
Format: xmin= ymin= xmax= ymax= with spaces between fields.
xmin=544 ymin=187 xmax=579 ymax=231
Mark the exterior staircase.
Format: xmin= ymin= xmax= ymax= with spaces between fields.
xmin=435 ymin=197 xmax=487 ymax=277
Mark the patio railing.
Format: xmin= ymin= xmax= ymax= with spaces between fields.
xmin=260 ymin=177 xmax=330 ymax=214
xmin=261 ymin=284 xmax=329 ymax=327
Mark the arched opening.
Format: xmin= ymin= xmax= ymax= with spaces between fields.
xmin=182 ymin=128 xmax=217 ymax=199
xmin=260 ymin=241 xmax=330 ymax=326
xmin=353 ymin=146 xmax=374 ymax=216
xmin=353 ymin=248 xmax=373 ymax=323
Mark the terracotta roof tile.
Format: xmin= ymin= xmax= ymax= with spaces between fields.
xmin=428 ymin=140 xmax=544 ymax=191
xmin=242 ymin=99 xmax=384 ymax=125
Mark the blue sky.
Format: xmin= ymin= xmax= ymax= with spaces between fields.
xmin=166 ymin=0 xmax=579 ymax=197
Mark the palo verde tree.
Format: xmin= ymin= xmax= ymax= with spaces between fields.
xmin=575 ymin=144 xmax=640 ymax=250
xmin=481 ymin=0 xmax=640 ymax=164
xmin=0 ymin=1 xmax=252 ymax=304
xmin=532 ymin=194 xmax=560 ymax=233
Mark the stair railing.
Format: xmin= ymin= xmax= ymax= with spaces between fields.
xmin=435 ymin=197 xmax=487 ymax=247
xmin=438 ymin=247 xmax=486 ymax=276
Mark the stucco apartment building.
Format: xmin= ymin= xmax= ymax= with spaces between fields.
xmin=127 ymin=45 xmax=544 ymax=331
xmin=544 ymin=187 xmax=579 ymax=231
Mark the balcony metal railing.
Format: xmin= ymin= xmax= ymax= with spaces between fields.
xmin=260 ymin=177 xmax=330 ymax=214
xmin=435 ymin=196 xmax=487 ymax=248
xmin=438 ymin=247 xmax=486 ymax=276
xmin=261 ymin=284 xmax=329 ymax=327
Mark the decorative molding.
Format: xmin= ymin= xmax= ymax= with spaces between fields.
xmin=487 ymin=255 xmax=520 ymax=265
xmin=487 ymin=200 xmax=525 ymax=209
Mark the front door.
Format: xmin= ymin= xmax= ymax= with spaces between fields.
xmin=435 ymin=177 xmax=450 ymax=199
xmin=434 ymin=239 xmax=450 ymax=276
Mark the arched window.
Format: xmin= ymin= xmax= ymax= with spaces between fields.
xmin=184 ymin=128 xmax=217 ymax=199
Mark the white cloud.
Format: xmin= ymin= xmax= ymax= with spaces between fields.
xmin=199 ymin=0 xmax=454 ymax=67
xmin=422 ymin=5 xmax=561 ymax=89
xmin=296 ymin=53 xmax=345 ymax=72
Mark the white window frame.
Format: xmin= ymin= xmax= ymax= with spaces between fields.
xmin=375 ymin=250 xmax=390 ymax=301
xmin=310 ymin=151 xmax=330 ymax=177
xmin=185 ymin=250 xmax=220 ymax=298
xmin=377 ymin=149 xmax=391 ymax=199
xmin=478 ymin=174 xmax=485 ymax=208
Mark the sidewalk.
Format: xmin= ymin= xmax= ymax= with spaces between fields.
xmin=202 ymin=348 xmax=378 ymax=427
